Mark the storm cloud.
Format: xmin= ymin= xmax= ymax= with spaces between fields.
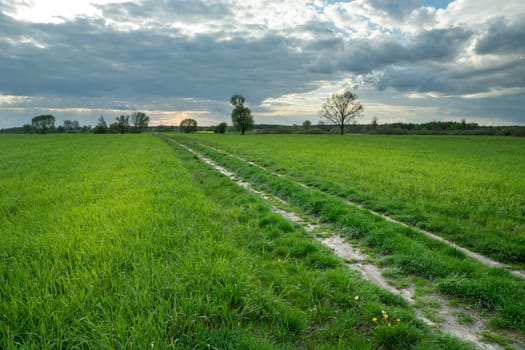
xmin=1 ymin=0 xmax=524 ymax=128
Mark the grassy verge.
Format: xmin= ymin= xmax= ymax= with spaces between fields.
xmin=166 ymin=134 xmax=525 ymax=336
xmin=1 ymin=134 xmax=472 ymax=349
xmin=175 ymin=133 xmax=525 ymax=266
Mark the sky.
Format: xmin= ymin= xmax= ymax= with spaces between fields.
xmin=1 ymin=0 xmax=524 ymax=128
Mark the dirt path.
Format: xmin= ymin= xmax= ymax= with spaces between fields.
xmin=170 ymin=139 xmax=508 ymax=350
xmin=199 ymin=143 xmax=525 ymax=280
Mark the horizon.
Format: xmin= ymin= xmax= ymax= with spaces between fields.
xmin=4 ymin=116 xmax=522 ymax=130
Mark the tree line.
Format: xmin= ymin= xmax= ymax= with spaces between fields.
xmin=9 ymin=113 xmax=150 ymax=134
xmin=4 ymin=90 xmax=523 ymax=136
xmin=92 ymin=113 xmax=149 ymax=134
xmin=4 ymin=92 xmax=356 ymax=136
xmin=179 ymin=94 xmax=254 ymax=135
xmin=252 ymin=121 xmax=525 ymax=136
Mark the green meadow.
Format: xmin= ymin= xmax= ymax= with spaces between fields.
xmin=1 ymin=134 xmax=478 ymax=349
xmin=166 ymin=133 xmax=525 ymax=345
xmin=179 ymin=134 xmax=525 ymax=266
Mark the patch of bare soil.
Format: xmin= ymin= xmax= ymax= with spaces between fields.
xmin=322 ymin=235 xmax=504 ymax=350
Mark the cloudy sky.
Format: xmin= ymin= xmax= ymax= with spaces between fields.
xmin=1 ymin=0 xmax=524 ymax=128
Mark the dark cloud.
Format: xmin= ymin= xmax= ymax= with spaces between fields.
xmin=0 ymin=0 xmax=524 ymax=127
xmin=367 ymin=0 xmax=420 ymax=20
xmin=307 ymin=27 xmax=471 ymax=75
xmin=97 ymin=0 xmax=232 ymax=22
xmin=410 ymin=27 xmax=472 ymax=60
xmin=0 ymin=9 xmax=24 ymax=37
xmin=0 ymin=14 xmax=323 ymax=104
xmin=372 ymin=57 xmax=525 ymax=95
xmin=476 ymin=17 xmax=525 ymax=55
xmin=0 ymin=0 xmax=25 ymax=14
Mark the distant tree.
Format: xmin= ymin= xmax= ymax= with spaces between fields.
xmin=370 ymin=117 xmax=378 ymax=129
xmin=320 ymin=89 xmax=363 ymax=135
xmin=108 ymin=122 xmax=119 ymax=133
xmin=180 ymin=118 xmax=197 ymax=133
xmin=317 ymin=120 xmax=330 ymax=132
xmin=63 ymin=120 xmax=73 ymax=130
xmin=115 ymin=115 xmax=129 ymax=134
xmin=230 ymin=94 xmax=245 ymax=106
xmin=214 ymin=122 xmax=228 ymax=134
xmin=302 ymin=120 xmax=312 ymax=129
xmin=31 ymin=115 xmax=55 ymax=134
xmin=230 ymin=94 xmax=254 ymax=135
xmin=130 ymin=112 xmax=150 ymax=133
xmin=22 ymin=124 xmax=34 ymax=134
xmin=62 ymin=120 xmax=80 ymax=131
xmin=93 ymin=116 xmax=108 ymax=134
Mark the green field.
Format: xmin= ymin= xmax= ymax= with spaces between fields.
xmin=164 ymin=133 xmax=525 ymax=346
xmin=1 ymin=134 xmax=481 ymax=349
xmin=176 ymin=134 xmax=525 ymax=266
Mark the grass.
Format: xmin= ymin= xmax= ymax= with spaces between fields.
xmin=0 ymin=134 xmax=474 ymax=349
xmin=165 ymin=133 xmax=525 ymax=337
xmin=173 ymin=133 xmax=525 ymax=266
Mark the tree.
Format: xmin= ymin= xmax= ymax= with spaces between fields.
xmin=63 ymin=120 xmax=73 ymax=130
xmin=115 ymin=115 xmax=129 ymax=134
xmin=180 ymin=118 xmax=197 ymax=133
xmin=62 ymin=120 xmax=80 ymax=131
xmin=22 ymin=124 xmax=34 ymax=134
xmin=108 ymin=122 xmax=119 ymax=133
xmin=230 ymin=94 xmax=254 ymax=135
xmin=320 ymin=89 xmax=363 ymax=135
xmin=302 ymin=120 xmax=312 ymax=129
xmin=214 ymin=122 xmax=228 ymax=134
xmin=31 ymin=115 xmax=55 ymax=134
xmin=370 ymin=117 xmax=378 ymax=129
xmin=93 ymin=116 xmax=108 ymax=134
xmin=130 ymin=112 xmax=150 ymax=133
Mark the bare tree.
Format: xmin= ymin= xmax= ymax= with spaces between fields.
xmin=320 ymin=89 xmax=363 ymax=135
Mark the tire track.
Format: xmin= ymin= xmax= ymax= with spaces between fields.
xmin=166 ymin=137 xmax=505 ymax=350
xmin=196 ymin=142 xmax=525 ymax=280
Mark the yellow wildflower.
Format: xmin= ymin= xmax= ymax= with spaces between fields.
xmin=383 ymin=313 xmax=389 ymax=319
xmin=396 ymin=318 xmax=401 ymax=323
xmin=372 ymin=317 xmax=378 ymax=322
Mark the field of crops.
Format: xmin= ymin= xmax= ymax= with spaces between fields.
xmin=165 ymin=132 xmax=525 ymax=349
xmin=1 ymin=134 xmax=483 ymax=349
xmin=179 ymin=134 xmax=525 ymax=267
xmin=2 ymin=133 xmax=524 ymax=349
